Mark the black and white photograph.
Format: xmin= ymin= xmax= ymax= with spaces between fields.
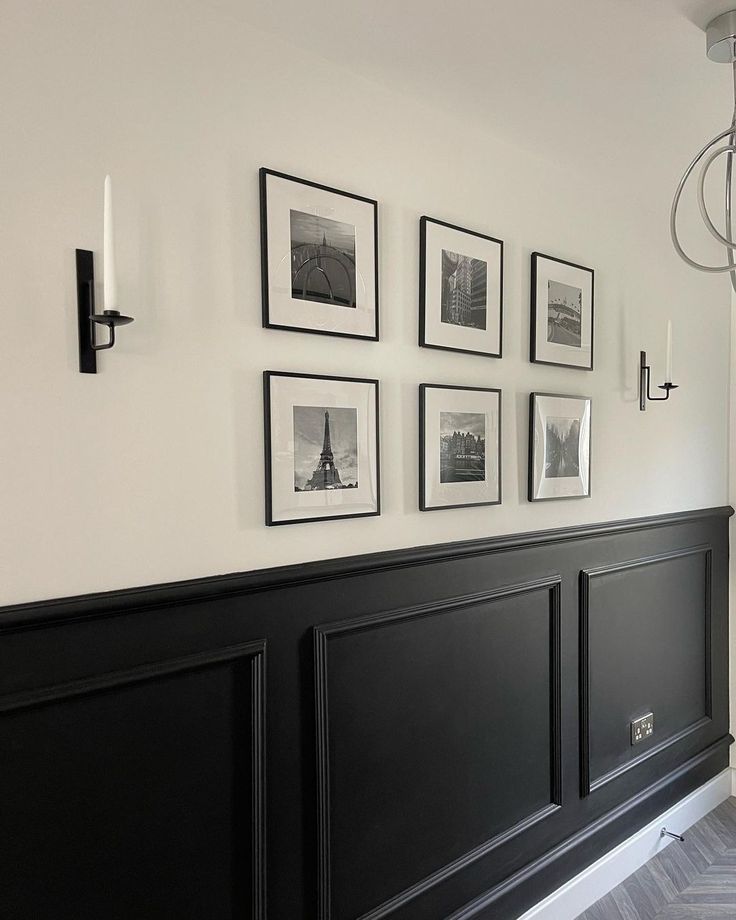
xmin=440 ymin=411 xmax=486 ymax=482
xmin=529 ymin=392 xmax=591 ymax=501
xmin=546 ymin=280 xmax=581 ymax=347
xmin=290 ymin=210 xmax=356 ymax=308
xmin=420 ymin=217 xmax=502 ymax=358
xmin=440 ymin=250 xmax=487 ymax=330
xmin=264 ymin=371 xmax=379 ymax=525
xmin=420 ymin=384 xmax=501 ymax=511
xmin=531 ymin=252 xmax=594 ymax=369
xmin=293 ymin=405 xmax=358 ymax=491
xmin=260 ymin=168 xmax=378 ymax=340
xmin=544 ymin=416 xmax=580 ymax=478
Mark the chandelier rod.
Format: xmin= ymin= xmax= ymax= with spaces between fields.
xmin=670 ymin=28 xmax=736 ymax=292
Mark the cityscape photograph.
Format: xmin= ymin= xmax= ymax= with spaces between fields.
xmin=293 ymin=405 xmax=358 ymax=492
xmin=546 ymin=279 xmax=582 ymax=347
xmin=544 ymin=416 xmax=580 ymax=478
xmin=440 ymin=249 xmax=487 ymax=329
xmin=440 ymin=411 xmax=486 ymax=482
xmin=290 ymin=209 xmax=356 ymax=308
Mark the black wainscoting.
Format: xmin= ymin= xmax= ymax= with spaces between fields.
xmin=0 ymin=507 xmax=731 ymax=920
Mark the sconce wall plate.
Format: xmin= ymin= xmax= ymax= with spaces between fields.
xmin=639 ymin=350 xmax=678 ymax=411
xmin=75 ymin=248 xmax=134 ymax=374
xmin=76 ymin=249 xmax=97 ymax=374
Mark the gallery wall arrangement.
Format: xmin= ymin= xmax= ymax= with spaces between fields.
xmin=78 ymin=166 xmax=686 ymax=531
xmin=77 ymin=164 xmax=688 ymax=529
xmin=254 ymin=165 xmax=598 ymax=525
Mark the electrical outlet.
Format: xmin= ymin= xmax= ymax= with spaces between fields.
xmin=631 ymin=713 xmax=654 ymax=745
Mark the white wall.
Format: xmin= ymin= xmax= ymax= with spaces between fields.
xmin=730 ymin=289 xmax=736 ymax=763
xmin=0 ymin=0 xmax=731 ymax=605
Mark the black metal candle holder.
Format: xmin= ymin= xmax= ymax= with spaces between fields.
xmin=639 ymin=350 xmax=678 ymax=411
xmin=76 ymin=249 xmax=134 ymax=374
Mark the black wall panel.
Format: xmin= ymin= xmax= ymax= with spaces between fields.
xmin=581 ymin=547 xmax=711 ymax=796
xmin=315 ymin=579 xmax=562 ymax=920
xmin=0 ymin=642 xmax=266 ymax=920
xmin=0 ymin=507 xmax=730 ymax=920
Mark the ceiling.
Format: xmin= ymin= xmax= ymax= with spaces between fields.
xmin=202 ymin=0 xmax=736 ymax=176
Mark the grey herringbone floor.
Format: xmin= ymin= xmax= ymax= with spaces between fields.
xmin=575 ymin=797 xmax=736 ymax=919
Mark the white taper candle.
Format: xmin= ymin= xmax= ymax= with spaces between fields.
xmin=665 ymin=319 xmax=672 ymax=383
xmin=103 ymin=175 xmax=117 ymax=311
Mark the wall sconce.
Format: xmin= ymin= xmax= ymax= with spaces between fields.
xmin=76 ymin=249 xmax=134 ymax=373
xmin=639 ymin=351 xmax=678 ymax=410
xmin=639 ymin=320 xmax=677 ymax=411
xmin=76 ymin=176 xmax=134 ymax=374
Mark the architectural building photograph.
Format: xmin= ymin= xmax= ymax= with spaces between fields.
xmin=440 ymin=411 xmax=486 ymax=482
xmin=441 ymin=248 xmax=488 ymax=329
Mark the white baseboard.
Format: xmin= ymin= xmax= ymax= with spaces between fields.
xmin=517 ymin=768 xmax=733 ymax=920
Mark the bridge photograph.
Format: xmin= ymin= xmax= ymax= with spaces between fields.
xmin=546 ymin=278 xmax=582 ymax=347
xmin=290 ymin=210 xmax=357 ymax=308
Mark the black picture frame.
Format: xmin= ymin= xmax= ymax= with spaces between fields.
xmin=263 ymin=370 xmax=381 ymax=526
xmin=260 ymin=168 xmax=379 ymax=341
xmin=419 ymin=383 xmax=502 ymax=511
xmin=530 ymin=252 xmax=594 ymax=370
xmin=528 ymin=392 xmax=592 ymax=502
xmin=419 ymin=216 xmax=504 ymax=359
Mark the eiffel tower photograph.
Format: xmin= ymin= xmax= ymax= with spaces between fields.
xmin=293 ymin=405 xmax=359 ymax=492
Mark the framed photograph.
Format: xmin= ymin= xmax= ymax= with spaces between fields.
xmin=419 ymin=384 xmax=501 ymax=511
xmin=263 ymin=371 xmax=380 ymax=525
xmin=530 ymin=252 xmax=594 ymax=370
xmin=419 ymin=217 xmax=503 ymax=358
xmin=529 ymin=392 xmax=591 ymax=502
xmin=260 ymin=168 xmax=378 ymax=340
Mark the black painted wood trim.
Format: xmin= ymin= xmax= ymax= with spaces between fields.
xmin=361 ymin=806 xmax=561 ymax=920
xmin=446 ymin=733 xmax=733 ymax=920
xmin=1 ymin=506 xmax=731 ymax=633
xmin=579 ymin=564 xmax=592 ymax=799
xmin=0 ymin=640 xmax=268 ymax=920
xmin=314 ymin=576 xmax=563 ymax=920
xmin=579 ymin=545 xmax=713 ymax=797
xmin=705 ymin=545 xmax=714 ymax=720
xmin=550 ymin=578 xmax=563 ymax=808
xmin=0 ymin=505 xmax=729 ymax=920
xmin=589 ymin=717 xmax=712 ymax=795
xmin=250 ymin=644 xmax=267 ymax=920
xmin=314 ymin=623 xmax=331 ymax=920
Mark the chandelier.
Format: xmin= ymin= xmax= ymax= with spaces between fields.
xmin=672 ymin=11 xmax=736 ymax=292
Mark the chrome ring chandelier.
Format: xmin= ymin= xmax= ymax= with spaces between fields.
xmin=672 ymin=11 xmax=736 ymax=291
